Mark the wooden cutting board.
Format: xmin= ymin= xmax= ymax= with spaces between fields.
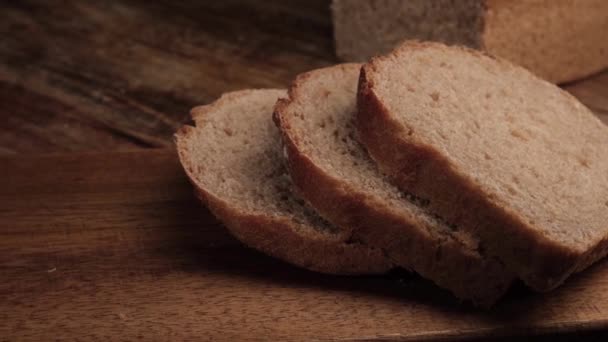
xmin=2 ymin=150 xmax=608 ymax=341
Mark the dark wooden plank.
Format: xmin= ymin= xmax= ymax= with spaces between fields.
xmin=2 ymin=150 xmax=608 ymax=341
xmin=0 ymin=0 xmax=334 ymax=153
xmin=0 ymin=0 xmax=606 ymax=155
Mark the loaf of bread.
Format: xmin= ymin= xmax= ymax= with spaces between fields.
xmin=332 ymin=0 xmax=608 ymax=83
xmin=175 ymin=89 xmax=392 ymax=275
xmin=274 ymin=63 xmax=513 ymax=306
xmin=357 ymin=41 xmax=608 ymax=291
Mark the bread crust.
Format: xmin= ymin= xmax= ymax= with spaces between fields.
xmin=332 ymin=0 xmax=608 ymax=83
xmin=275 ymin=65 xmax=513 ymax=306
xmin=176 ymin=90 xmax=392 ymax=275
xmin=482 ymin=0 xmax=608 ymax=83
xmin=356 ymin=41 xmax=606 ymax=291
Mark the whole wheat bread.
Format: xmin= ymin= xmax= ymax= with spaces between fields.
xmin=332 ymin=0 xmax=608 ymax=83
xmin=274 ymin=64 xmax=513 ymax=306
xmin=175 ymin=89 xmax=392 ymax=275
xmin=358 ymin=41 xmax=608 ymax=291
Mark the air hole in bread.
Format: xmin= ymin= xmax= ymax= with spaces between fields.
xmin=577 ymin=156 xmax=591 ymax=168
xmin=430 ymin=92 xmax=440 ymax=102
xmin=530 ymin=168 xmax=541 ymax=179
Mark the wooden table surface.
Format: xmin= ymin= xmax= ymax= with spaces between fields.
xmin=3 ymin=150 xmax=608 ymax=342
xmin=1 ymin=1 xmax=608 ymax=340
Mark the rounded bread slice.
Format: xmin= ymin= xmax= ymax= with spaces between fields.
xmin=176 ymin=89 xmax=392 ymax=275
xmin=357 ymin=41 xmax=608 ymax=290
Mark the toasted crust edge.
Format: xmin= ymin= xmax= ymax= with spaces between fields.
xmin=175 ymin=89 xmax=392 ymax=275
xmin=274 ymin=65 xmax=513 ymax=306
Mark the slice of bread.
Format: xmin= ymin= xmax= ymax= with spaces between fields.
xmin=358 ymin=41 xmax=608 ymax=291
xmin=175 ymin=89 xmax=392 ymax=275
xmin=274 ymin=64 xmax=513 ymax=306
xmin=332 ymin=0 xmax=608 ymax=83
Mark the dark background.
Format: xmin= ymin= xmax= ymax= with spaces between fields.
xmin=1 ymin=0 xmax=336 ymax=153
xmin=1 ymin=0 xmax=606 ymax=155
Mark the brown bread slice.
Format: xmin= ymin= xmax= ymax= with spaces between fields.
xmin=175 ymin=89 xmax=392 ymax=275
xmin=274 ymin=64 xmax=513 ymax=306
xmin=358 ymin=41 xmax=608 ymax=291
xmin=332 ymin=0 xmax=608 ymax=83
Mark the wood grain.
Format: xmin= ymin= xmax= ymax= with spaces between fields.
xmin=2 ymin=150 xmax=608 ymax=341
xmin=0 ymin=0 xmax=606 ymax=155
xmin=0 ymin=0 xmax=334 ymax=153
